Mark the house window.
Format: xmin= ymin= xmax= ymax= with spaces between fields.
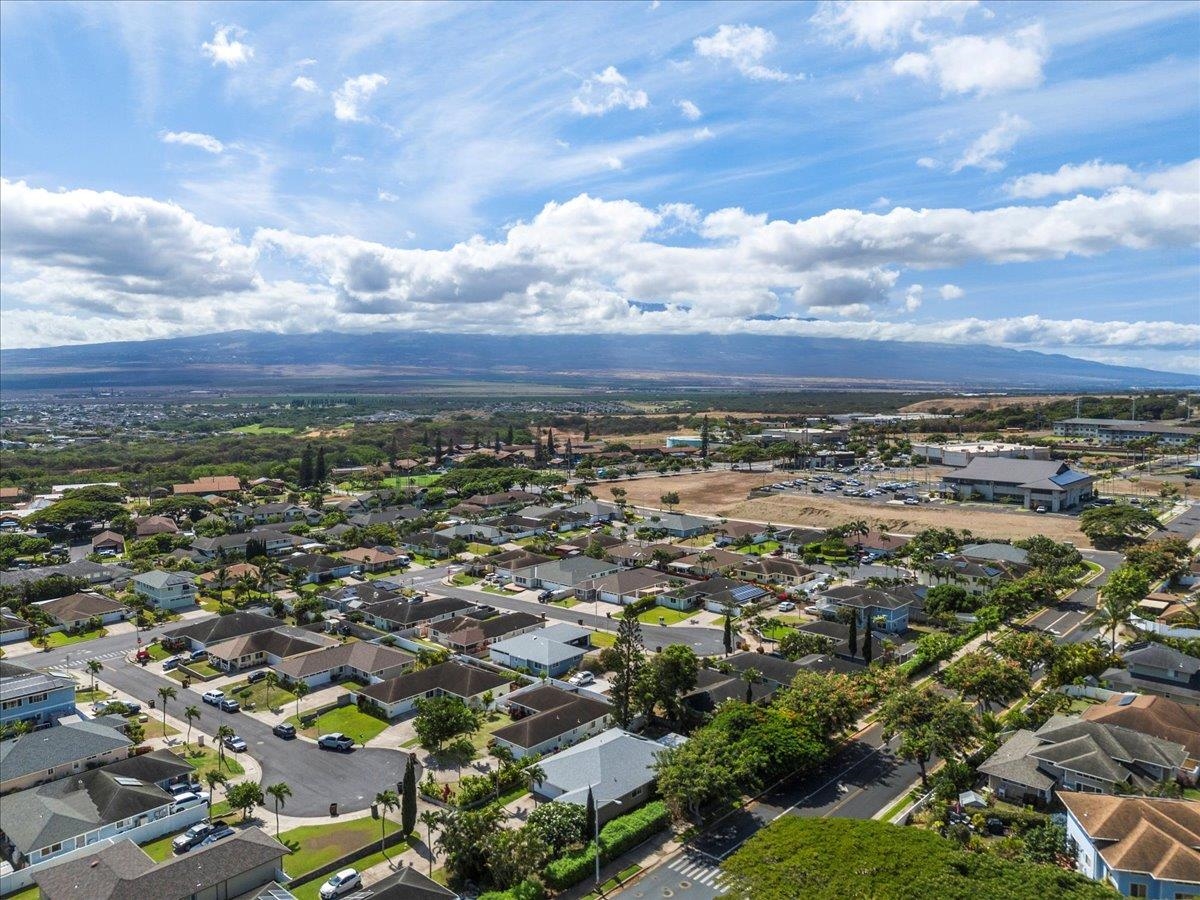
xmin=1128 ymin=885 xmax=1148 ymax=898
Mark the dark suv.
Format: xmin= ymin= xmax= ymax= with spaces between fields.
xmin=272 ymin=722 xmax=297 ymax=739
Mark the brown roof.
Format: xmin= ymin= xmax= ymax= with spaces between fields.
xmin=1059 ymin=793 xmax=1200 ymax=884
xmin=340 ymin=546 xmax=405 ymax=565
xmin=275 ymin=641 xmax=414 ymax=679
xmin=198 ymin=562 xmax=261 ymax=584
xmin=206 ymin=626 xmax=335 ymax=662
xmin=0 ymin=486 xmax=28 ymax=500
xmin=173 ymin=475 xmax=242 ymax=495
xmin=494 ymin=685 xmax=611 ymax=750
xmin=135 ymin=516 xmax=179 ymax=537
xmin=1082 ymin=693 xmax=1200 ymax=758
xmin=91 ymin=531 xmax=125 ymax=548
xmin=356 ymin=660 xmax=509 ymax=705
xmin=36 ymin=592 xmax=127 ymax=623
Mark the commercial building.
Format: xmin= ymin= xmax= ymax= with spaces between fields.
xmin=911 ymin=440 xmax=1049 ymax=467
xmin=940 ymin=458 xmax=1095 ymax=511
xmin=1053 ymin=418 xmax=1199 ymax=447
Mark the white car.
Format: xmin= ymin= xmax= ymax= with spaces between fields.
xmin=777 ymin=601 xmax=796 ymax=612
xmin=170 ymin=791 xmax=210 ymax=812
xmin=201 ymin=689 xmax=225 ymax=706
xmin=568 ymin=671 xmax=595 ymax=686
xmin=319 ymin=868 xmax=362 ymax=899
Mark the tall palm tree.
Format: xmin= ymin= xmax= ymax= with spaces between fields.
xmin=266 ymin=782 xmax=292 ymax=836
xmin=375 ymin=789 xmax=400 ymax=862
xmin=292 ymin=680 xmax=310 ymax=721
xmin=1093 ymin=596 xmax=1134 ymax=652
xmin=258 ymin=560 xmax=278 ymax=593
xmin=263 ymin=671 xmax=279 ymax=710
xmin=184 ymin=705 xmax=200 ymax=748
xmin=157 ymin=685 xmax=176 ymax=735
xmin=418 ymin=810 xmax=442 ymax=875
xmin=204 ymin=770 xmax=228 ymax=819
xmin=86 ymin=659 xmax=103 ymax=694
xmin=491 ymin=745 xmax=515 ymax=799
xmin=524 ymin=762 xmax=547 ymax=806
xmin=215 ymin=724 xmax=235 ymax=770
xmin=741 ymin=667 xmax=761 ymax=704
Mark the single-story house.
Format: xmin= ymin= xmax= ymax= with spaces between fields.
xmin=90 ymin=531 xmax=125 ymax=555
xmin=533 ymin=622 xmax=593 ymax=649
xmin=605 ymin=542 xmax=688 ymax=569
xmin=656 ymin=576 xmax=768 ymax=615
xmin=134 ymin=516 xmax=179 ymax=538
xmin=0 ymin=661 xmax=78 ymax=728
xmin=714 ymin=520 xmax=773 ymax=547
xmin=960 ymin=542 xmax=1031 ymax=565
xmin=795 ymin=620 xmax=913 ymax=665
xmin=486 ymin=550 xmax=557 ymax=580
xmin=533 ymin=728 xmax=664 ymax=823
xmin=198 ymin=562 xmax=261 ymax=588
xmin=34 ymin=593 xmax=128 ymax=630
xmin=0 ymin=719 xmax=132 ymax=795
xmin=161 ymin=611 xmax=281 ymax=651
xmin=941 ymin=458 xmax=1095 ymax=511
xmin=916 ymin=555 xmax=1027 ymax=594
xmin=275 ymin=641 xmax=416 ymax=689
xmin=512 ymin=556 xmax=623 ymax=593
xmin=279 ymin=553 xmax=360 ymax=584
xmin=0 ymin=561 xmax=132 ymax=592
xmin=438 ymin=522 xmax=507 ymax=544
xmin=363 ymin=596 xmax=477 ymax=634
xmin=428 ymin=612 xmax=544 ymax=654
xmin=172 ymin=475 xmax=242 ymax=496
xmin=575 ymin=568 xmax=683 ymax=606
xmin=354 ymin=660 xmax=513 ymax=719
xmin=0 ymin=607 xmax=31 ymax=645
xmin=666 ymin=548 xmax=747 ymax=577
xmin=493 ymin=684 xmax=612 ymax=759
xmin=489 ymin=631 xmax=589 ymax=676
xmin=190 ymin=526 xmax=308 ymax=560
xmin=31 ymin=826 xmax=289 ymax=900
xmin=319 ymin=581 xmax=402 ymax=613
xmin=206 ymin=626 xmax=338 ymax=673
xmin=1060 ymin=792 xmax=1200 ymax=900
xmin=354 ymin=865 xmax=458 ymax=899
xmin=99 ymin=749 xmax=197 ymax=792
xmin=638 ymin=512 xmax=711 ymax=538
xmin=776 ymin=527 xmax=827 ymax=555
xmin=684 ymin=666 xmax=779 ymax=713
xmin=229 ymin=503 xmax=322 ymax=526
xmin=339 ymin=546 xmax=408 ymax=573
xmin=729 ymin=557 xmax=815 ymax=587
xmin=130 ymin=570 xmax=197 ymax=611
xmin=401 ymin=531 xmax=457 ymax=559
xmin=566 ymin=500 xmax=624 ymax=525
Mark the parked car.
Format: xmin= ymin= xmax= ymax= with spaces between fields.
xmin=170 ymin=791 xmax=210 ymax=812
xmin=247 ymin=670 xmax=268 ymax=684
xmin=162 ymin=656 xmax=181 ymax=672
xmin=201 ymin=690 xmax=225 ymax=706
xmin=568 ymin=671 xmax=595 ymax=686
xmin=197 ymin=823 xmax=236 ymax=848
xmin=219 ymin=697 xmax=241 ymax=713
xmin=319 ymin=869 xmax=362 ymax=899
xmin=272 ymin=722 xmax=297 ymax=739
xmin=189 ymin=649 xmax=209 ymax=662
xmin=317 ymin=733 xmax=354 ymax=752
xmin=172 ymin=823 xmax=214 ymax=854
xmin=223 ymin=734 xmax=247 ymax=752
xmin=777 ymin=601 xmax=796 ymax=612
xmin=1035 ymin=505 xmax=1048 ymax=514
xmin=169 ymin=780 xmax=202 ymax=796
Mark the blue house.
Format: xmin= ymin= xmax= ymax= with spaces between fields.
xmin=489 ymin=631 xmax=587 ymax=677
xmin=1061 ymin=792 xmax=1200 ymax=898
xmin=0 ymin=660 xmax=76 ymax=728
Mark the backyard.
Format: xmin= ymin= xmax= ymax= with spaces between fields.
xmin=280 ymin=814 xmax=414 ymax=886
xmin=286 ymin=704 xmax=389 ymax=744
xmin=636 ymin=606 xmax=701 ymax=626
xmin=43 ymin=626 xmax=107 ymax=647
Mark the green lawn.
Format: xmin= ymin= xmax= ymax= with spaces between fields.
xmin=146 ymin=642 xmax=172 ymax=661
xmin=1184 ymin=787 xmax=1200 ymax=801
xmin=173 ymin=745 xmax=245 ymax=779
xmin=759 ymin=624 xmax=797 ymax=642
xmin=469 ymin=711 xmax=516 ymax=752
xmin=137 ymin=717 xmax=181 ymax=739
xmin=636 ymin=606 xmax=700 ymax=625
xmin=738 ymin=540 xmax=781 ymax=556
xmin=466 ymin=542 xmax=497 ymax=555
xmin=287 ymin=705 xmax=389 ymax=744
xmin=227 ymin=677 xmax=299 ymax=712
xmin=588 ymin=630 xmax=616 ymax=648
xmin=377 ymin=474 xmax=442 ymax=489
xmin=43 ymin=627 xmax=107 ymax=647
xmin=4 ymin=885 xmax=40 ymax=900
xmin=450 ymin=574 xmax=481 ymax=586
xmin=288 ymin=835 xmax=420 ymax=900
xmin=280 ymin=815 xmax=408 ymax=881
xmin=76 ymin=688 xmax=110 ymax=703
xmin=231 ymin=423 xmax=295 ymax=435
xmin=550 ymin=597 xmax=580 ymax=608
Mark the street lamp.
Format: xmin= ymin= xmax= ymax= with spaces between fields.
xmin=593 ymin=782 xmax=622 ymax=886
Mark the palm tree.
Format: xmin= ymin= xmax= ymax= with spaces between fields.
xmin=292 ymin=680 xmax=310 ymax=721
xmin=524 ymin=762 xmax=547 ymax=805
xmin=157 ymin=685 xmax=176 ymax=735
xmin=257 ymin=560 xmax=278 ymax=593
xmin=266 ymin=782 xmax=292 ymax=836
xmin=263 ymin=671 xmax=279 ymax=710
xmin=1093 ymin=596 xmax=1134 ymax=652
xmin=86 ymin=659 xmax=103 ymax=694
xmin=491 ymin=745 xmax=515 ymax=799
xmin=418 ymin=810 xmax=442 ymax=876
xmin=215 ymin=724 xmax=235 ymax=770
xmin=204 ymin=770 xmax=228 ymax=819
xmin=184 ymin=705 xmax=200 ymax=748
xmin=741 ymin=667 xmax=761 ymax=704
xmin=375 ymin=789 xmax=400 ymax=863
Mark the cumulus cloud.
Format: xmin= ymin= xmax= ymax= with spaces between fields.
xmin=812 ymin=0 xmax=978 ymax=50
xmin=939 ymin=283 xmax=965 ymax=300
xmin=201 ymin=25 xmax=254 ymax=68
xmin=333 ymin=74 xmax=388 ymax=123
xmin=676 ymin=99 xmax=702 ymax=120
xmin=952 ymin=112 xmax=1028 ymax=172
xmin=795 ymin=269 xmax=900 ymax=311
xmin=893 ymin=24 xmax=1047 ymax=96
xmin=1007 ymin=158 xmax=1199 ymax=199
xmin=160 ymin=130 xmax=224 ymax=154
xmin=904 ymin=284 xmax=924 ymax=311
xmin=571 ymin=67 xmax=649 ymax=116
xmin=291 ymin=76 xmax=319 ymax=93
xmin=694 ymin=24 xmax=795 ymax=82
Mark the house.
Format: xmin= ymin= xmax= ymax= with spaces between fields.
xmin=684 ymin=666 xmax=779 ymax=713
xmin=1082 ymin=693 xmax=1200 ymax=758
xmin=795 ymin=620 xmax=910 ymax=665
xmin=1060 ymin=793 xmax=1200 ymax=899
xmin=172 ymin=475 xmax=242 ymax=496
xmin=100 ymin=749 xmax=197 ymax=791
xmin=511 ymin=556 xmax=622 ymax=592
xmin=533 ymin=728 xmax=664 ymax=823
xmin=722 ymin=651 xmax=808 ymax=689
xmin=821 ymin=584 xmax=918 ymax=633
xmin=536 ymin=622 xmax=593 ymax=649
xmin=489 ymin=631 xmax=588 ymax=676
xmin=492 ymin=684 xmax=612 ymax=759
xmin=189 ymin=526 xmax=307 ymax=560
xmin=354 ymin=660 xmax=513 ymax=719
xmin=941 ymin=458 xmax=1095 ymax=511
xmin=133 ymin=516 xmax=178 ymax=538
xmin=566 ymin=499 xmax=624 ymax=525
xmin=34 ymin=593 xmax=128 ymax=630
xmin=319 ymin=581 xmax=402 ymax=613
xmin=0 ymin=763 xmax=205 ymax=867
xmin=554 ymin=531 xmax=625 ymax=556
xmin=977 ymin=715 xmax=1192 ymax=803
xmin=339 ymin=546 xmax=407 ymax=573
xmin=666 ymin=548 xmax=747 ymax=577
xmin=359 ymin=865 xmax=458 ymax=899
xmin=714 ymin=520 xmax=772 ymax=547
xmin=487 ymin=550 xmax=556 ymax=580
xmin=206 ymin=626 xmax=338 ymax=674
xmin=0 ymin=661 xmax=76 ymax=727
xmin=0 ymin=607 xmax=31 ymax=645
xmin=229 ymin=503 xmax=322 ymax=526
xmin=960 ymin=542 xmax=1031 ymax=566
xmin=776 ymin=527 xmax=827 ymax=555
xmin=198 ymin=561 xmax=261 ymax=588
xmin=575 ymin=568 xmax=683 ymax=606
xmin=364 ymin=596 xmax=477 ymax=634
xmin=0 ymin=719 xmax=132 ymax=795
xmin=438 ymin=522 xmax=507 ymax=544
xmin=656 ymin=576 xmax=768 ymax=614
xmin=90 ymin=531 xmax=124 ymax=555
xmin=428 ymin=612 xmax=544 ymax=654
xmin=31 ymin=827 xmax=289 ymax=900
xmin=401 ymin=530 xmax=457 ymax=559
xmin=729 ymin=557 xmax=815 ymax=587
xmin=467 ymin=490 xmax=540 ymax=510
xmin=279 ymin=552 xmax=359 ymax=584
xmin=1103 ymin=644 xmax=1200 ymax=705
xmin=638 ymin=511 xmax=711 ymax=538
xmin=916 ymin=555 xmax=1027 ymax=594
xmin=130 ymin=570 xmax=197 ymax=611
xmin=606 ymin=542 xmax=689 ymax=569
xmin=854 ymin=530 xmax=910 ymax=557
xmin=274 ymin=641 xmax=416 ymax=689
xmin=160 ymin=611 xmax=281 ymax=651
xmin=0 ymin=561 xmax=132 ymax=591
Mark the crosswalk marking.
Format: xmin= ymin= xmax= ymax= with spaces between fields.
xmin=667 ymin=854 xmax=733 ymax=889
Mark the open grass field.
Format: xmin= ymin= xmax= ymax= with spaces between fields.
xmin=287 ymin=704 xmax=388 ymax=744
xmin=230 ymin=423 xmax=296 ymax=434
xmin=594 ymin=471 xmax=1091 ymax=545
xmin=377 ymin=474 xmax=442 ymax=489
xmin=280 ymin=815 xmax=406 ymax=881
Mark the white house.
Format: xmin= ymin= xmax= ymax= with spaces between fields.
xmin=131 ymin=571 xmax=197 ymax=611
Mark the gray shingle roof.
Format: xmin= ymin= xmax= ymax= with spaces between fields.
xmin=355 ymin=660 xmax=508 ymax=705
xmin=536 ymin=728 xmax=663 ymax=807
xmin=162 ymin=611 xmax=280 ymax=647
xmin=0 ymin=720 xmax=132 ymax=785
xmin=489 ymin=632 xmax=587 ymax=667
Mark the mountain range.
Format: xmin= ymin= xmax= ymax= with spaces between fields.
xmin=0 ymin=331 xmax=1195 ymax=393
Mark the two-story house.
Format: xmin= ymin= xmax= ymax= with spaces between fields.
xmin=0 ymin=661 xmax=76 ymax=728
xmin=130 ymin=570 xmax=197 ymax=611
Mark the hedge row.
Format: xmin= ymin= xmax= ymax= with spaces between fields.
xmin=543 ymin=801 xmax=670 ymax=890
xmin=477 ymin=879 xmax=546 ymax=900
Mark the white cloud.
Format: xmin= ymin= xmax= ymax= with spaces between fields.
xmin=871 ymin=196 xmax=891 ymax=209
xmin=571 ymin=67 xmax=648 ymax=116
xmin=160 ymin=130 xmax=224 ymax=154
xmin=378 ymin=190 xmax=399 ymax=203
xmin=291 ymin=76 xmax=319 ymax=93
xmin=676 ymin=99 xmax=702 ymax=121
xmin=333 ymin=73 xmax=388 ymax=123
xmin=893 ymin=25 xmax=1048 ymax=96
xmin=201 ymin=25 xmax=254 ymax=68
xmin=939 ymin=283 xmax=965 ymax=300
xmin=952 ymin=112 xmax=1029 ymax=173
xmin=812 ymin=1 xmax=978 ymax=50
xmin=694 ymin=24 xmax=795 ymax=82
xmin=904 ymin=284 xmax=924 ymax=311
xmin=1007 ymin=158 xmax=1199 ymax=199
xmin=917 ymin=157 xmax=939 ymax=170
xmin=693 ymin=127 xmax=715 ymax=141
xmin=796 ymin=269 xmax=900 ymax=310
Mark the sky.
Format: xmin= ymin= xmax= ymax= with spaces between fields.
xmin=1 ymin=1 xmax=1198 ymax=374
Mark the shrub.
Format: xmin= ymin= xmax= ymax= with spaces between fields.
xmin=543 ymin=801 xmax=670 ymax=890
xmin=478 ymin=880 xmax=546 ymax=900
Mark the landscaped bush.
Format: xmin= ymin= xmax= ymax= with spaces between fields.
xmin=983 ymin=805 xmax=1052 ymax=833
xmin=625 ymin=594 xmax=659 ymax=616
xmin=542 ymin=801 xmax=670 ymax=890
xmin=477 ymin=879 xmax=546 ymax=900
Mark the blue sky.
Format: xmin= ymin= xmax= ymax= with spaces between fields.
xmin=1 ymin=1 xmax=1197 ymax=373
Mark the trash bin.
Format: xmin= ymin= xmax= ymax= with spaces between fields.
xmin=371 ymin=803 xmax=378 ymax=819
xmin=149 ymin=699 xmax=156 ymax=710
xmin=329 ymin=802 xmax=338 ymax=817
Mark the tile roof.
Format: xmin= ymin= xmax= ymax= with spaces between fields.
xmin=1082 ymin=692 xmax=1200 ymax=758
xmin=494 ymin=686 xmax=611 ymax=750
xmin=1060 ymin=793 xmax=1200 ymax=885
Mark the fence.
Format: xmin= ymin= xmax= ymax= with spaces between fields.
xmin=285 ymin=822 xmax=413 ymax=888
xmin=1130 ymin=616 xmax=1200 ymax=640
xmin=1059 ymin=684 xmax=1122 ymax=702
xmin=292 ymin=692 xmax=353 ymax=726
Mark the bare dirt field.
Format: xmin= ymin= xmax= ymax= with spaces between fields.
xmin=901 ymin=395 xmax=1075 ymax=413
xmin=595 ymin=471 xmax=1092 ymax=546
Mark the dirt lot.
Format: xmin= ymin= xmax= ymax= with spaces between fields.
xmin=900 ymin=394 xmax=1075 ymax=413
xmin=595 ymin=471 xmax=1092 ymax=545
